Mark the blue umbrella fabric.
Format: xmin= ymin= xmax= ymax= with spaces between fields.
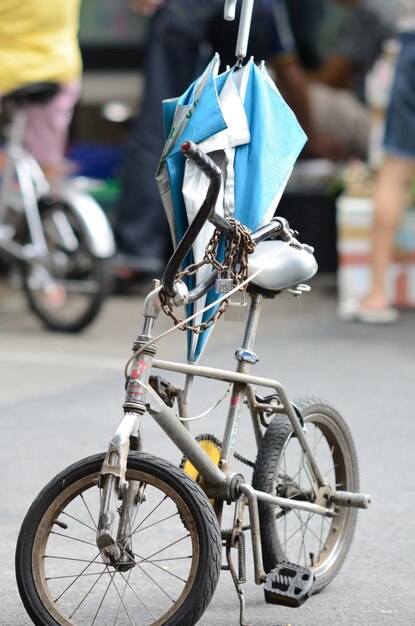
xmin=232 ymin=58 xmax=307 ymax=231
xmin=182 ymin=64 xmax=251 ymax=362
xmin=156 ymin=53 xmax=228 ymax=251
xmin=157 ymin=54 xmax=307 ymax=363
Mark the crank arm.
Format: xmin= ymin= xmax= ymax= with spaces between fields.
xmin=253 ymin=487 xmax=334 ymax=517
xmin=239 ymin=483 xmax=334 ymax=587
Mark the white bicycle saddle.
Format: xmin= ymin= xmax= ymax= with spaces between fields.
xmin=247 ymin=240 xmax=318 ymax=291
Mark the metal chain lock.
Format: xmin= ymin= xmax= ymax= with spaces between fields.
xmin=159 ymin=219 xmax=256 ymax=333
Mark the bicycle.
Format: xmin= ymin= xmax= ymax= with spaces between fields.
xmin=0 ymin=82 xmax=115 ymax=332
xmin=15 ymin=140 xmax=371 ymax=626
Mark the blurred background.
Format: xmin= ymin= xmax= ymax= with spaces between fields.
xmin=1 ymin=0 xmax=414 ymax=307
xmin=1 ymin=3 xmax=415 ymax=624
xmin=23 ymin=0 xmax=415 ymax=304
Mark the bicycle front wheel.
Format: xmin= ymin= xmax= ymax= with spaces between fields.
xmin=252 ymin=397 xmax=359 ymax=592
xmin=16 ymin=452 xmax=222 ymax=626
xmin=23 ymin=197 xmax=111 ymax=332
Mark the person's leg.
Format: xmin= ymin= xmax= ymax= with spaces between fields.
xmin=115 ymin=5 xmax=211 ymax=277
xmin=16 ymin=82 xmax=80 ymax=308
xmin=24 ymin=81 xmax=81 ymax=180
xmin=115 ymin=0 xmax=279 ymax=279
xmin=359 ymin=33 xmax=415 ymax=315
xmin=362 ymin=155 xmax=415 ymax=308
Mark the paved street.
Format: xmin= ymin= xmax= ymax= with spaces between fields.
xmin=1 ymin=273 xmax=415 ymax=625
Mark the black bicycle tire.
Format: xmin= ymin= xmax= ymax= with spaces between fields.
xmin=252 ymin=396 xmax=359 ymax=593
xmin=16 ymin=452 xmax=222 ymax=626
xmin=23 ymin=197 xmax=111 ymax=332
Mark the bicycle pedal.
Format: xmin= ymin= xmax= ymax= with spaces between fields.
xmin=264 ymin=561 xmax=314 ymax=608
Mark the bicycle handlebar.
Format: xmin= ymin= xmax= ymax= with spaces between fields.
xmin=161 ymin=140 xmax=288 ymax=301
xmin=162 ymin=141 xmax=221 ymax=296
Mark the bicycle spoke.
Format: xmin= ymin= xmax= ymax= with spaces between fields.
xmin=69 ymin=567 xmax=108 ymax=620
xmin=133 ymin=550 xmax=190 ymax=584
xmin=292 ymin=507 xmax=332 ymax=540
xmin=313 ymin=428 xmax=325 ymax=453
xmin=298 ymin=510 xmax=312 ymax=564
xmin=54 ymin=552 xmax=102 ymax=603
xmin=130 ymin=559 xmax=177 ymax=603
xmin=131 ymin=493 xmax=167 ymax=535
xmin=319 ymin=509 xmax=326 ymax=561
xmin=282 ymin=510 xmax=329 ymax=554
xmin=135 ymin=533 xmax=191 ymax=566
xmin=149 ymin=555 xmax=192 ymax=564
xmin=110 ymin=570 xmax=136 ymax=626
xmin=80 ymin=492 xmax=98 ymax=530
xmin=61 ymin=510 xmax=96 ymax=533
xmin=91 ymin=571 xmax=115 ymax=626
xmin=280 ymin=473 xmax=314 ymax=502
xmin=50 ymin=531 xmax=97 ymax=548
xmin=44 ymin=554 xmax=101 ymax=564
xmin=118 ymin=571 xmax=157 ymax=621
xmin=132 ymin=511 xmax=179 ymax=535
xmin=124 ymin=484 xmax=144 ymax=543
xmin=323 ymin=444 xmax=336 ymax=477
xmin=47 ymin=570 xmax=107 ymax=581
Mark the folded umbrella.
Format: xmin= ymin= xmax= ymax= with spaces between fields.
xmin=156 ymin=11 xmax=307 ymax=363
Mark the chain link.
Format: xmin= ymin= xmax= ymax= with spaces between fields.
xmin=159 ymin=219 xmax=256 ymax=333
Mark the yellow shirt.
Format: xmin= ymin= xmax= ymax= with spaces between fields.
xmin=0 ymin=0 xmax=82 ymax=95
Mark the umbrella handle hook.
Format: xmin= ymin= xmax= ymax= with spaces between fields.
xmin=224 ymin=0 xmax=254 ymax=61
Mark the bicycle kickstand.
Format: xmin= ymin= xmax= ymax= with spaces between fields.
xmin=223 ymin=531 xmax=251 ymax=626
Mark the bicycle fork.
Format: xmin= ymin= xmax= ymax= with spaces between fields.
xmin=95 ymin=347 xmax=233 ymax=568
xmin=96 ymin=411 xmax=141 ymax=566
xmin=96 ymin=338 xmax=154 ymax=567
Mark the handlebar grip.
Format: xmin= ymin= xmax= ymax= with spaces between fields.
xmin=162 ymin=141 xmax=221 ymax=297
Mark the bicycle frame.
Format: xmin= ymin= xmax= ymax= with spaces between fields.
xmin=97 ymin=286 xmax=370 ymax=588
xmin=0 ymin=107 xmax=51 ymax=262
xmin=0 ymin=106 xmax=114 ymax=264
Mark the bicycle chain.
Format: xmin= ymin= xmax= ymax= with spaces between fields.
xmin=159 ymin=219 xmax=256 ymax=334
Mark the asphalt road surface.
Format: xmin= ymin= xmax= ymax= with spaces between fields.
xmin=1 ymin=274 xmax=414 ymax=626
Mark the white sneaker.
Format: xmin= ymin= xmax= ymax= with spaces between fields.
xmin=338 ymin=299 xmax=399 ymax=324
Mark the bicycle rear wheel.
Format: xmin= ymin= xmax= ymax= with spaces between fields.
xmin=23 ymin=197 xmax=111 ymax=332
xmin=252 ymin=397 xmax=359 ymax=592
xmin=16 ymin=452 xmax=222 ymax=626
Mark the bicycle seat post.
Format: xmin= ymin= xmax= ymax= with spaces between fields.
xmin=220 ymin=292 xmax=263 ymax=467
xmin=0 ymin=105 xmax=28 ymax=219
